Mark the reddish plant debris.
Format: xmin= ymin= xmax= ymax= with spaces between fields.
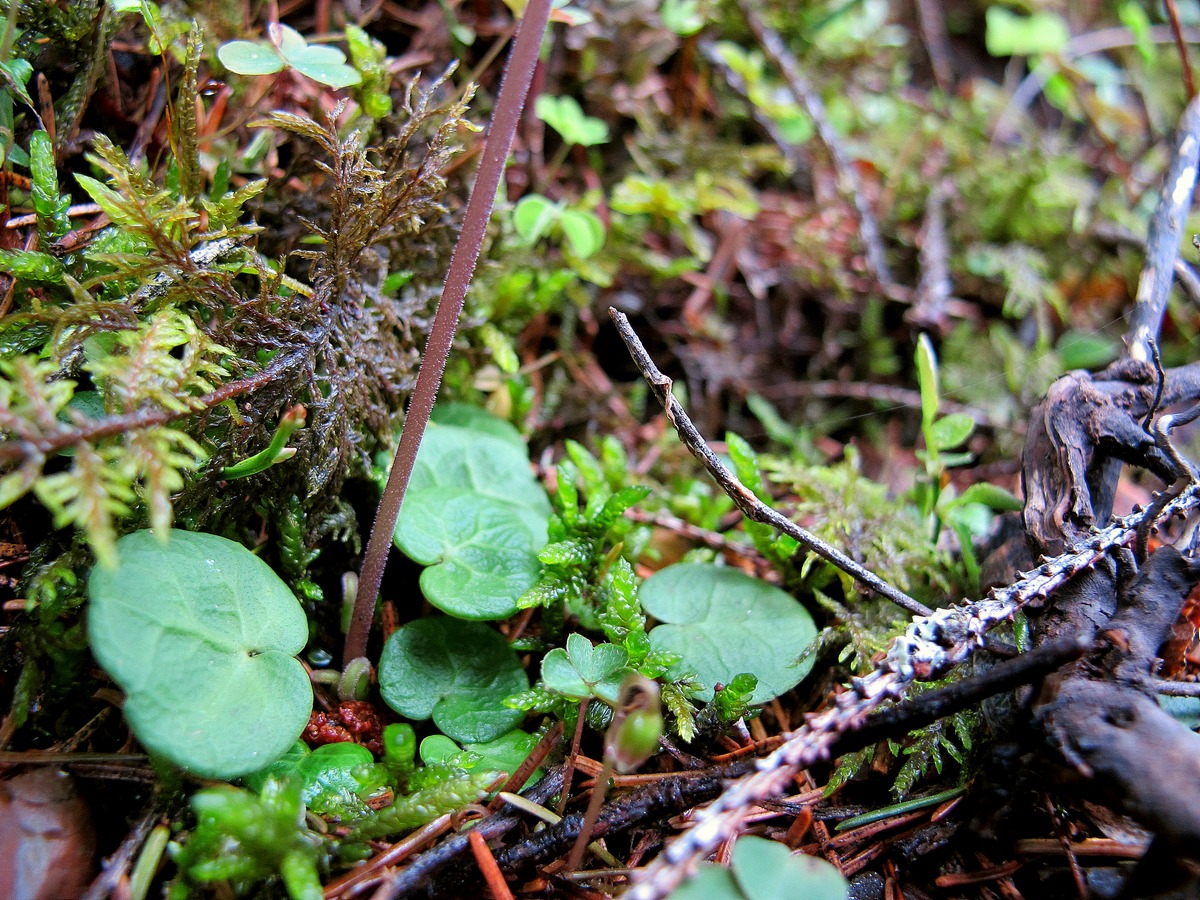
xmin=303 ymin=700 xmax=384 ymax=755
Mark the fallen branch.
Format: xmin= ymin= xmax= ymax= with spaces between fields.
xmin=609 ymin=308 xmax=930 ymax=618
xmin=734 ymin=1 xmax=900 ymax=298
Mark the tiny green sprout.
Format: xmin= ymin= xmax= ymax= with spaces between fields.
xmin=661 ymin=0 xmax=706 ymax=36
xmin=337 ymin=656 xmax=372 ymax=702
xmin=218 ymin=24 xmax=361 ymax=90
xmin=222 ymin=404 xmax=306 ymax=479
xmin=534 ymin=95 xmax=609 ymax=147
xmin=567 ymin=673 xmax=663 ymax=871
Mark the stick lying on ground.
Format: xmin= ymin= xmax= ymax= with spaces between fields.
xmin=610 ymin=306 xmax=1200 ymax=900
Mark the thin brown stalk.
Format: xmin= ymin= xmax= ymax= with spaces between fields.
xmin=345 ymin=0 xmax=555 ymax=664
xmin=1165 ymin=0 xmax=1197 ymax=100
xmin=608 ymin=308 xmax=931 ymax=618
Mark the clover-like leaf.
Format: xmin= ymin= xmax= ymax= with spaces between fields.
xmin=541 ymin=633 xmax=629 ymax=703
xmin=88 ymin=530 xmax=311 ymax=778
xmin=217 ymin=25 xmax=360 ymax=89
xmin=642 ymin=563 xmax=817 ymax=704
xmin=534 ymin=95 xmax=609 ymax=147
xmin=379 ymin=617 xmax=528 ymax=743
xmin=217 ymin=40 xmax=286 ymax=76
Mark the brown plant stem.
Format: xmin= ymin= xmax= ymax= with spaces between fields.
xmin=0 ymin=348 xmax=305 ymax=464
xmin=1165 ymin=0 xmax=1197 ymax=101
xmin=345 ymin=0 xmax=554 ymax=664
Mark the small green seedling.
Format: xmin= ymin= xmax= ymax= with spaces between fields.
xmin=566 ymin=674 xmax=663 ymax=871
xmin=668 ymin=835 xmax=849 ymax=900
xmin=541 ymin=632 xmax=631 ymax=704
xmin=88 ymin=530 xmax=311 ymax=778
xmin=218 ymin=24 xmax=361 ymax=89
xmin=513 ymin=194 xmax=606 ymax=258
xmin=915 ymin=335 xmax=1021 ymax=589
xmin=661 ymin=0 xmax=706 ymax=36
xmin=378 ymin=616 xmax=528 ymax=742
xmin=170 ymin=776 xmax=324 ymax=900
xmin=534 ymin=95 xmax=609 ymax=147
xmin=984 ymin=6 xmax=1070 ymax=57
xmin=222 ymin=404 xmax=306 ymax=479
xmin=641 ymin=562 xmax=818 ymax=704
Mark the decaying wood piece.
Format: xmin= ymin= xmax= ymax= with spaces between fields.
xmin=1018 ymin=92 xmax=1200 ymax=898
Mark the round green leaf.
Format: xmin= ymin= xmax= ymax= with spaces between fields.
xmin=667 ymin=864 xmax=742 ymax=900
xmin=379 ymin=617 xmax=528 ymax=743
xmin=405 ymin=422 xmax=551 ymax=540
xmin=642 ymin=563 xmax=817 ymax=704
xmin=513 ymin=195 xmax=560 ymax=244
xmin=431 ymin=404 xmax=524 ymax=448
xmin=395 ymin=487 xmax=542 ymax=620
xmin=732 ymin=836 xmax=848 ymax=900
xmin=217 ymin=40 xmax=285 ymax=76
xmin=88 ymin=530 xmax=311 ymax=778
xmin=559 ymin=209 xmax=605 ymax=258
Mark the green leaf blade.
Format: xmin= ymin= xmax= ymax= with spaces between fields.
xmin=87 ymin=530 xmax=311 ymax=779
xmin=642 ymin=563 xmax=817 ymax=704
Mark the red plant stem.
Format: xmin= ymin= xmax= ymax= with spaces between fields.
xmin=1165 ymin=0 xmax=1197 ymax=101
xmin=344 ymin=0 xmax=554 ymax=664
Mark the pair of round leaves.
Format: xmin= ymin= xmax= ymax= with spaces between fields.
xmin=393 ymin=406 xmax=551 ymax=621
xmin=641 ymin=563 xmax=818 ymax=705
xmin=88 ymin=530 xmax=311 ymax=779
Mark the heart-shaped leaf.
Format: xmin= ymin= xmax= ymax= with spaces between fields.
xmin=405 ymin=421 xmax=551 ymax=540
xmin=379 ymin=617 xmax=528 ymax=743
xmin=642 ymin=563 xmax=817 ymax=704
xmin=395 ymin=487 xmax=542 ymax=620
xmin=430 ymin=403 xmax=525 ymax=447
xmin=395 ymin=414 xmax=552 ymax=620
xmin=88 ymin=530 xmax=311 ymax=778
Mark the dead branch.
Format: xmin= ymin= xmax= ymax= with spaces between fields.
xmin=1126 ymin=94 xmax=1200 ymax=364
xmin=608 ymin=308 xmax=930 ymax=618
xmin=733 ymin=1 xmax=901 ymax=299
